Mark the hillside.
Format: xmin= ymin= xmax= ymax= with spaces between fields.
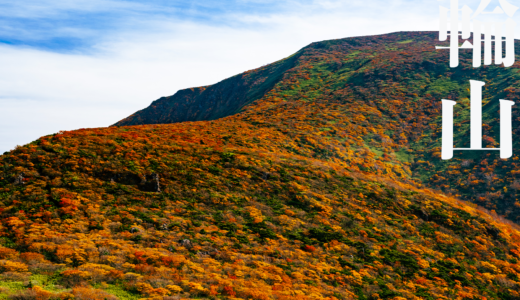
xmin=1 ymin=31 xmax=520 ymax=299
xmin=116 ymin=31 xmax=520 ymax=224
xmin=2 ymin=120 xmax=520 ymax=299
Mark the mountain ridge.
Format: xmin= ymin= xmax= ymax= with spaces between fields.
xmin=114 ymin=48 xmax=303 ymax=126
xmin=114 ymin=31 xmax=438 ymax=127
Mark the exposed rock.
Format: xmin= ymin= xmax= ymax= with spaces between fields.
xmin=149 ymin=173 xmax=160 ymax=193
xmin=14 ymin=173 xmax=24 ymax=185
xmin=197 ymin=248 xmax=219 ymax=258
xmin=105 ymin=172 xmax=161 ymax=193
xmin=130 ymin=227 xmax=141 ymax=233
xmin=140 ymin=173 xmax=161 ymax=193
xmin=179 ymin=239 xmax=193 ymax=249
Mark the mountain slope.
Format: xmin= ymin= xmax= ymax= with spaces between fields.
xmin=114 ymin=52 xmax=301 ymax=126
xmin=115 ymin=31 xmax=520 ymax=224
xmin=2 ymin=121 xmax=520 ymax=299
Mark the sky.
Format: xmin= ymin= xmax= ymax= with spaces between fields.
xmin=0 ymin=0 xmax=516 ymax=153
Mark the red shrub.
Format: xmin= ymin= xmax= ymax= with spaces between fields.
xmin=222 ymin=286 xmax=236 ymax=297
xmin=303 ymin=245 xmax=316 ymax=252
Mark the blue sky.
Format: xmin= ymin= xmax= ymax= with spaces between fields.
xmin=0 ymin=0 xmax=508 ymax=153
xmin=0 ymin=0 xmax=305 ymax=53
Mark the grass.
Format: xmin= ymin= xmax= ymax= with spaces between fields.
xmin=427 ymin=77 xmax=462 ymax=95
xmin=0 ymin=282 xmax=24 ymax=300
xmin=0 ymin=274 xmax=73 ymax=299
xmin=99 ymin=284 xmax=140 ymax=300
xmin=395 ymin=148 xmax=412 ymax=163
xmin=0 ymin=276 xmax=137 ymax=300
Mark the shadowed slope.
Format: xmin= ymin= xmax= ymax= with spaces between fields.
xmin=114 ymin=51 xmax=302 ymax=126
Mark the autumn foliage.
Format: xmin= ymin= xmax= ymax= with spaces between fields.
xmin=1 ymin=32 xmax=520 ymax=299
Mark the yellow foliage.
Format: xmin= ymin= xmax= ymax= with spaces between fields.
xmin=0 ymin=260 xmax=28 ymax=272
xmin=123 ymin=272 xmax=142 ymax=281
xmin=245 ymin=206 xmax=264 ymax=223
xmin=72 ymin=287 xmax=117 ymax=300
xmin=479 ymin=261 xmax=498 ymax=273
xmin=166 ymin=285 xmax=183 ymax=293
xmin=33 ymin=286 xmax=52 ymax=300
xmin=417 ymin=259 xmax=430 ymax=269
xmin=182 ymin=280 xmax=208 ymax=294
xmin=0 ymin=247 xmax=18 ymax=259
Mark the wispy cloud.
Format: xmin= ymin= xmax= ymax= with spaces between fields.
xmin=0 ymin=0 xmax=507 ymax=153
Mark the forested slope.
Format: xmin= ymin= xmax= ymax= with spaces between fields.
xmin=117 ymin=31 xmax=520 ymax=223
xmin=1 ymin=120 xmax=520 ymax=299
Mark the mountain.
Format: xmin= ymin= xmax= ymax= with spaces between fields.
xmin=1 ymin=31 xmax=520 ymax=299
xmin=115 ymin=53 xmax=301 ymax=126
xmin=116 ymin=31 xmax=520 ymax=224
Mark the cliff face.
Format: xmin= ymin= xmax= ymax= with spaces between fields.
xmin=114 ymin=51 xmax=302 ymax=126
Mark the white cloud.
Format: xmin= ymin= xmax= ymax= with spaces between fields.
xmin=0 ymin=0 xmax=500 ymax=153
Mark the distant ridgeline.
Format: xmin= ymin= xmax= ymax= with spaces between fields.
xmin=116 ymin=31 xmax=520 ymax=223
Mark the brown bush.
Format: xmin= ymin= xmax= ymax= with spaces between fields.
xmin=72 ymin=287 xmax=117 ymax=300
xmin=20 ymin=253 xmax=46 ymax=264
xmin=28 ymin=263 xmax=64 ymax=274
xmin=105 ymin=269 xmax=124 ymax=283
xmin=61 ymin=270 xmax=90 ymax=288
xmin=0 ymin=272 xmax=30 ymax=282
xmin=7 ymin=289 xmax=38 ymax=300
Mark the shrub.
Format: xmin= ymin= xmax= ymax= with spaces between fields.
xmin=161 ymin=255 xmax=186 ymax=268
xmin=78 ymin=263 xmax=114 ymax=284
xmin=72 ymin=287 xmax=118 ymax=300
xmin=27 ymin=262 xmax=63 ymax=274
xmin=7 ymin=289 xmax=38 ymax=300
xmin=0 ymin=247 xmax=18 ymax=259
xmin=166 ymin=285 xmax=183 ymax=293
xmin=0 ymin=272 xmax=30 ymax=282
xmin=32 ymin=286 xmax=52 ymax=300
xmin=20 ymin=253 xmax=46 ymax=264
xmin=222 ymin=286 xmax=236 ymax=297
xmin=105 ymin=269 xmax=124 ymax=283
xmin=239 ymin=288 xmax=270 ymax=300
xmin=135 ymin=282 xmax=171 ymax=297
xmin=134 ymin=264 xmax=155 ymax=275
xmin=123 ymin=272 xmax=142 ymax=282
xmin=183 ymin=282 xmax=208 ymax=296
xmin=303 ymin=245 xmax=316 ymax=252
xmin=61 ymin=270 xmax=91 ymax=287
xmin=220 ymin=152 xmax=235 ymax=163
xmin=7 ymin=286 xmax=52 ymax=300
xmin=0 ymin=261 xmax=28 ymax=272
